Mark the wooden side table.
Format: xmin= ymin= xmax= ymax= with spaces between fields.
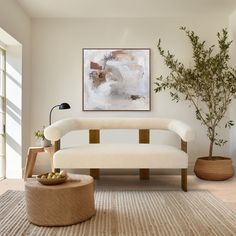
xmin=25 ymin=174 xmax=95 ymax=226
xmin=24 ymin=146 xmax=54 ymax=180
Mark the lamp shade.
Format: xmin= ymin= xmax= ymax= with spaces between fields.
xmin=59 ymin=103 xmax=71 ymax=110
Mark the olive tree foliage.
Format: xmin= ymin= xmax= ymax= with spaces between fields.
xmin=155 ymin=27 xmax=236 ymax=159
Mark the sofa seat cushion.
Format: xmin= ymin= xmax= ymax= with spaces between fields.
xmin=53 ymin=144 xmax=188 ymax=169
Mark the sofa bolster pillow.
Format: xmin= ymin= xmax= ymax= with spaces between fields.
xmin=168 ymin=120 xmax=195 ymax=142
xmin=44 ymin=118 xmax=195 ymax=142
xmin=44 ymin=118 xmax=80 ymax=141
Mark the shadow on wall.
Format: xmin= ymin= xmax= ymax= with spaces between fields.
xmin=6 ymin=98 xmax=21 ymax=125
xmin=5 ymin=46 xmax=22 ymax=178
xmin=6 ymin=134 xmax=21 ymax=155
xmin=0 ymin=28 xmax=22 ymax=178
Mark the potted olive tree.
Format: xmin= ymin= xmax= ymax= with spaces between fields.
xmin=155 ymin=27 xmax=236 ymax=180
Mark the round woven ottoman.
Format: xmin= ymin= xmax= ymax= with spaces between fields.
xmin=25 ymin=174 xmax=95 ymax=226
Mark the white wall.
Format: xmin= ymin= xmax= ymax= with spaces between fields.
xmin=229 ymin=11 xmax=236 ymax=169
xmin=31 ymin=17 xmax=230 ymax=173
xmin=0 ymin=0 xmax=31 ymax=177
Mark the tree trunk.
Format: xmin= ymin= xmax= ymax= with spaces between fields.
xmin=209 ymin=140 xmax=214 ymax=159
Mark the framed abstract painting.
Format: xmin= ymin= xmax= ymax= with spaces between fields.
xmin=82 ymin=48 xmax=151 ymax=111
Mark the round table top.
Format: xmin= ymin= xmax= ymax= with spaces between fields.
xmin=25 ymin=174 xmax=93 ymax=190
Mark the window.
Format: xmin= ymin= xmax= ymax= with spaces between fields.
xmin=0 ymin=47 xmax=6 ymax=179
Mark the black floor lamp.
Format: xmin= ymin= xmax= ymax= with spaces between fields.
xmin=49 ymin=103 xmax=71 ymax=125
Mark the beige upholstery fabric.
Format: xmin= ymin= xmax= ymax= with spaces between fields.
xmin=53 ymin=144 xmax=188 ymax=169
xmin=44 ymin=118 xmax=194 ymax=171
xmin=44 ymin=118 xmax=195 ymax=142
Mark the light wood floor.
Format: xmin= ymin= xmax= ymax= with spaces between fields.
xmin=1 ymin=175 xmax=236 ymax=211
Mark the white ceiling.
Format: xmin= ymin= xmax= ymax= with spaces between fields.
xmin=17 ymin=0 xmax=236 ymax=18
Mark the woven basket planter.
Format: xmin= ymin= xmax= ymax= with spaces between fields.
xmin=194 ymin=157 xmax=234 ymax=181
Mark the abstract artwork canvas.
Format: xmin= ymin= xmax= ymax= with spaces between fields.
xmin=83 ymin=48 xmax=150 ymax=111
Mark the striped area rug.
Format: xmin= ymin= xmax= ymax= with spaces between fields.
xmin=1 ymin=190 xmax=236 ymax=236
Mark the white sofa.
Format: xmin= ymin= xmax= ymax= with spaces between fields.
xmin=44 ymin=117 xmax=195 ymax=191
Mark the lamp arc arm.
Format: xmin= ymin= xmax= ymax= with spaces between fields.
xmin=49 ymin=105 xmax=60 ymax=125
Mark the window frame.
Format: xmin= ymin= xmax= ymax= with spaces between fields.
xmin=0 ymin=46 xmax=6 ymax=179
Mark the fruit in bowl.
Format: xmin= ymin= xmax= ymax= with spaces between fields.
xmin=37 ymin=171 xmax=67 ymax=185
xmin=41 ymin=171 xmax=65 ymax=179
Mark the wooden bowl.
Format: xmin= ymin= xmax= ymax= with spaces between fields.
xmin=36 ymin=173 xmax=67 ymax=185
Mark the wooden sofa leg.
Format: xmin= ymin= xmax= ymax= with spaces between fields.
xmin=90 ymin=169 xmax=100 ymax=179
xmin=139 ymin=169 xmax=150 ymax=180
xmin=89 ymin=130 xmax=100 ymax=180
xmin=181 ymin=169 xmax=187 ymax=192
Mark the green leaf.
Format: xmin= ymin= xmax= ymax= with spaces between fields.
xmin=154 ymin=27 xmax=236 ymax=157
